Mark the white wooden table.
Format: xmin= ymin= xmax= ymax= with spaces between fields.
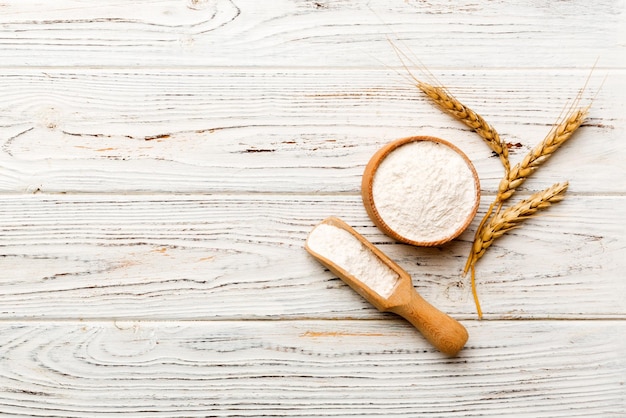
xmin=1 ymin=1 xmax=624 ymax=416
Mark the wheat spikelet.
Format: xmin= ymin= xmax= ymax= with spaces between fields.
xmin=497 ymin=109 xmax=587 ymax=202
xmin=417 ymin=82 xmax=511 ymax=175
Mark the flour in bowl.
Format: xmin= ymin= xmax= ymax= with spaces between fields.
xmin=371 ymin=140 xmax=478 ymax=244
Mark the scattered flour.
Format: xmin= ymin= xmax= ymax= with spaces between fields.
xmin=372 ymin=140 xmax=478 ymax=243
xmin=307 ymin=223 xmax=399 ymax=298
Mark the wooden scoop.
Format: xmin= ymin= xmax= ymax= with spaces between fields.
xmin=305 ymin=216 xmax=468 ymax=356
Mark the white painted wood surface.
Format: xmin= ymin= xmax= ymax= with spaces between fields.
xmin=1 ymin=1 xmax=624 ymax=416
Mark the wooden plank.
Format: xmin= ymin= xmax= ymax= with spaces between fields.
xmin=0 ymin=320 xmax=623 ymax=416
xmin=0 ymin=69 xmax=622 ymax=194
xmin=1 ymin=194 xmax=624 ymax=320
xmin=0 ymin=1 xmax=623 ymax=415
xmin=0 ymin=0 xmax=623 ymax=68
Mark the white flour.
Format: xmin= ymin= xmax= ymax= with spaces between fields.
xmin=307 ymin=223 xmax=399 ymax=298
xmin=372 ymin=140 xmax=477 ymax=243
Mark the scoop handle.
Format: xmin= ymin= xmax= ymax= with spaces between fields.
xmin=388 ymin=289 xmax=468 ymax=356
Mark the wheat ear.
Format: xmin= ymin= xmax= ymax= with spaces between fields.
xmin=497 ymin=108 xmax=587 ymax=202
xmin=468 ymin=182 xmax=569 ymax=318
xmin=384 ymin=40 xmax=510 ymax=175
xmin=472 ymin=182 xmax=569 ymax=263
xmin=416 ymin=82 xmax=511 ymax=176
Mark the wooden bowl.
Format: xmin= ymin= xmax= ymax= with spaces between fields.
xmin=361 ymin=136 xmax=480 ymax=246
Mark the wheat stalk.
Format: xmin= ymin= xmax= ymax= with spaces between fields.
xmin=497 ymin=108 xmax=587 ymax=202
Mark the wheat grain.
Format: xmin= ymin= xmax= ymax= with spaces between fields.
xmin=497 ymin=109 xmax=587 ymax=202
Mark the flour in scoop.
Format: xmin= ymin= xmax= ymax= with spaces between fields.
xmin=307 ymin=223 xmax=399 ymax=298
xmin=372 ymin=140 xmax=478 ymax=243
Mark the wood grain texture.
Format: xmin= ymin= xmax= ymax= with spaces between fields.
xmin=0 ymin=69 xmax=621 ymax=193
xmin=1 ymin=0 xmax=624 ymax=415
xmin=0 ymin=320 xmax=624 ymax=417
xmin=0 ymin=0 xmax=623 ymax=68
xmin=1 ymin=195 xmax=624 ymax=320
